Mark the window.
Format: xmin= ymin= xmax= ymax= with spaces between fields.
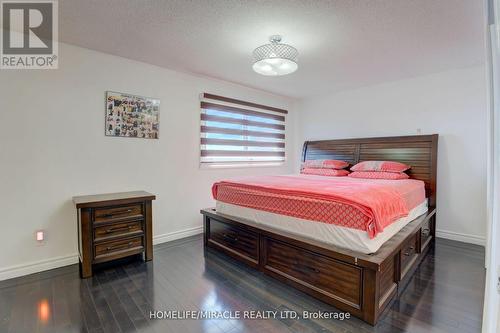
xmin=200 ymin=93 xmax=287 ymax=166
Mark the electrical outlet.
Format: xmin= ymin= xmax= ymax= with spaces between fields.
xmin=35 ymin=230 xmax=46 ymax=246
xmin=416 ymin=128 xmax=422 ymax=134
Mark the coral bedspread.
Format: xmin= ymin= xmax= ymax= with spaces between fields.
xmin=212 ymin=175 xmax=425 ymax=238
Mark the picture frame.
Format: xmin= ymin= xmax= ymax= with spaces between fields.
xmin=105 ymin=91 xmax=160 ymax=139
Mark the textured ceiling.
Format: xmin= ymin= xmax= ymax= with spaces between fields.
xmin=59 ymin=0 xmax=486 ymax=99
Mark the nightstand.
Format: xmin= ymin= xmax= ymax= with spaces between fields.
xmin=72 ymin=191 xmax=156 ymax=278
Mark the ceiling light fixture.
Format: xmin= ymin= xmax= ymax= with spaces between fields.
xmin=252 ymin=35 xmax=298 ymax=76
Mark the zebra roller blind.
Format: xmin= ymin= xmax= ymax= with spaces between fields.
xmin=200 ymin=93 xmax=287 ymax=165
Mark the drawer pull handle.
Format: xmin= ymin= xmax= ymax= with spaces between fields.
xmin=404 ymin=252 xmax=410 ymax=256
xmin=409 ymin=246 xmax=414 ymax=250
xmin=105 ymin=225 xmax=134 ymax=233
xmin=222 ymin=233 xmax=238 ymax=242
xmin=106 ymin=241 xmax=134 ymax=251
xmin=102 ymin=209 xmax=133 ymax=218
xmin=422 ymin=228 xmax=430 ymax=235
xmin=305 ymin=266 xmax=321 ymax=274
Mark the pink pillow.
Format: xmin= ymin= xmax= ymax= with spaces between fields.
xmin=301 ymin=168 xmax=349 ymax=177
xmin=351 ymin=161 xmax=410 ymax=173
xmin=348 ymin=171 xmax=409 ymax=180
xmin=302 ymin=159 xmax=349 ymax=170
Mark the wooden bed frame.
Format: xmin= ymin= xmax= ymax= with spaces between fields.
xmin=201 ymin=134 xmax=438 ymax=325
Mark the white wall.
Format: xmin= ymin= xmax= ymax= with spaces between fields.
xmin=297 ymin=66 xmax=488 ymax=245
xmin=0 ymin=43 xmax=296 ymax=279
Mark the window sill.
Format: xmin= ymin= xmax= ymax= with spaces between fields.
xmin=200 ymin=162 xmax=285 ymax=170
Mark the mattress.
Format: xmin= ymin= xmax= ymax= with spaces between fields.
xmin=216 ymin=199 xmax=428 ymax=254
xmin=213 ymin=174 xmax=426 ymax=238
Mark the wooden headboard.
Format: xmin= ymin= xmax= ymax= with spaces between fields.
xmin=302 ymin=134 xmax=438 ymax=207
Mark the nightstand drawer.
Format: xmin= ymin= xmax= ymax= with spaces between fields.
xmin=94 ymin=220 xmax=143 ymax=242
xmin=94 ymin=204 xmax=143 ymax=223
xmin=94 ymin=236 xmax=143 ymax=262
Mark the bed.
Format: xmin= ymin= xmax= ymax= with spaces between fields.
xmin=201 ymin=134 xmax=438 ymax=325
xmin=214 ymin=175 xmax=428 ymax=254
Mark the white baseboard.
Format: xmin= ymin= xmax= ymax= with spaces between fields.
xmin=153 ymin=226 xmax=203 ymax=245
xmin=0 ymin=254 xmax=79 ymax=282
xmin=0 ymin=226 xmax=484 ymax=281
xmin=0 ymin=226 xmax=204 ymax=282
xmin=436 ymin=229 xmax=486 ymax=247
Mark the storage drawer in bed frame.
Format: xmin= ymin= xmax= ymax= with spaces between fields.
xmin=206 ymin=219 xmax=259 ymax=266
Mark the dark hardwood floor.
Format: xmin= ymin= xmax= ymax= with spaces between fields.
xmin=0 ymin=236 xmax=485 ymax=333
